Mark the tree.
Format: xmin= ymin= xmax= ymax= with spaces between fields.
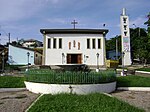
xmin=144 ymin=12 xmax=150 ymax=63
xmin=130 ymin=28 xmax=147 ymax=63
xmin=106 ymin=35 xmax=121 ymax=52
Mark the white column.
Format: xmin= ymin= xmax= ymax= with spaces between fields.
xmin=120 ymin=8 xmax=132 ymax=66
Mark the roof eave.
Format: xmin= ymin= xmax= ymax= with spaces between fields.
xmin=40 ymin=29 xmax=109 ymax=35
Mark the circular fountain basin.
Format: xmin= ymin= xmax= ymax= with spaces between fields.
xmin=25 ymin=81 xmax=116 ymax=94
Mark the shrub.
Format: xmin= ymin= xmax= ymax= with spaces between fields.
xmin=25 ymin=70 xmax=116 ymax=84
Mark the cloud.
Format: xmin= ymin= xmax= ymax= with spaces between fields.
xmin=47 ymin=18 xmax=66 ymax=24
xmin=130 ymin=16 xmax=147 ymax=28
xmin=0 ymin=0 xmax=60 ymax=22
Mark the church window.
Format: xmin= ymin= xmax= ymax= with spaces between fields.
xmin=69 ymin=42 xmax=71 ymax=49
xmin=78 ymin=42 xmax=80 ymax=50
xmin=48 ymin=38 xmax=51 ymax=48
xmin=53 ymin=38 xmax=57 ymax=49
xmin=87 ymin=39 xmax=90 ymax=49
xmin=73 ymin=40 xmax=76 ymax=47
xmin=59 ymin=38 xmax=62 ymax=49
xmin=92 ymin=39 xmax=96 ymax=49
xmin=98 ymin=39 xmax=101 ymax=49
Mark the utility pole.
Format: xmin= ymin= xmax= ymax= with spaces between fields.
xmin=116 ymin=35 xmax=118 ymax=60
xmin=8 ymin=33 xmax=10 ymax=44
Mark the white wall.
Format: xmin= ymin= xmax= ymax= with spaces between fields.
xmin=44 ymin=34 xmax=105 ymax=66
xmin=25 ymin=81 xmax=116 ymax=94
xmin=8 ymin=45 xmax=34 ymax=65
xmin=120 ymin=9 xmax=132 ymax=66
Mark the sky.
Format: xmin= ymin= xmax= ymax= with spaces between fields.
xmin=0 ymin=0 xmax=149 ymax=45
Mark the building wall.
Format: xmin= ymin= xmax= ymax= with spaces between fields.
xmin=44 ymin=34 xmax=105 ymax=66
xmin=34 ymin=52 xmax=42 ymax=65
xmin=8 ymin=45 xmax=34 ymax=65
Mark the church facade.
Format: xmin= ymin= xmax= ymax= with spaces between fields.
xmin=40 ymin=29 xmax=108 ymax=67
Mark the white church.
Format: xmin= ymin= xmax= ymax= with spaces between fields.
xmin=40 ymin=29 xmax=108 ymax=68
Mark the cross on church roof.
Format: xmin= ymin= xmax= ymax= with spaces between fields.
xmin=71 ymin=20 xmax=78 ymax=29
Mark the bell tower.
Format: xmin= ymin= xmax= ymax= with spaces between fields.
xmin=120 ymin=8 xmax=132 ymax=66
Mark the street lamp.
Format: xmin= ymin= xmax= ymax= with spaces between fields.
xmin=96 ymin=53 xmax=99 ymax=72
xmin=27 ymin=52 xmax=30 ymax=71
xmin=2 ymin=51 xmax=5 ymax=72
xmin=121 ymin=52 xmax=125 ymax=76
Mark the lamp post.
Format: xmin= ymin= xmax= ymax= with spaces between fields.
xmin=27 ymin=52 xmax=30 ymax=71
xmin=96 ymin=53 xmax=99 ymax=72
xmin=2 ymin=51 xmax=5 ymax=72
xmin=122 ymin=52 xmax=125 ymax=76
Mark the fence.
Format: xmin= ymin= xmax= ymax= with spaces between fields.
xmin=25 ymin=69 xmax=116 ymax=84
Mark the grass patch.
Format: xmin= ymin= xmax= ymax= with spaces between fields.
xmin=0 ymin=76 xmax=25 ymax=88
xmin=25 ymin=70 xmax=116 ymax=84
xmin=28 ymin=93 xmax=144 ymax=112
xmin=117 ymin=75 xmax=150 ymax=87
xmin=136 ymin=68 xmax=150 ymax=72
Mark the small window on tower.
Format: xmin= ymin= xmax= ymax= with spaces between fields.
xmin=124 ymin=32 xmax=127 ymax=36
xmin=124 ymin=25 xmax=127 ymax=30
xmin=123 ymin=18 xmax=127 ymax=23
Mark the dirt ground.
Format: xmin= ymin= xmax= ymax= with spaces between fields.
xmin=0 ymin=90 xmax=149 ymax=112
xmin=0 ymin=90 xmax=39 ymax=112
xmin=111 ymin=90 xmax=150 ymax=112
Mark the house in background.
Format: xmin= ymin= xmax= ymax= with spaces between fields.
xmin=18 ymin=39 xmax=43 ymax=48
xmin=40 ymin=29 xmax=108 ymax=68
xmin=8 ymin=44 xmax=42 ymax=65
xmin=0 ymin=44 xmax=7 ymax=70
xmin=106 ymin=50 xmax=121 ymax=60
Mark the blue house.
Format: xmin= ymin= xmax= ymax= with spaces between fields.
xmin=106 ymin=50 xmax=121 ymax=60
xmin=8 ymin=44 xmax=36 ymax=65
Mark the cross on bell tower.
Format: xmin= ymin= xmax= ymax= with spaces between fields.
xmin=71 ymin=20 xmax=78 ymax=29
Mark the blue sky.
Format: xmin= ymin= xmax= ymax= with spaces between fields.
xmin=0 ymin=0 xmax=149 ymax=44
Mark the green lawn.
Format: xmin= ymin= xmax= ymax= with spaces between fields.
xmin=117 ymin=75 xmax=150 ymax=87
xmin=0 ymin=72 xmax=150 ymax=88
xmin=136 ymin=68 xmax=150 ymax=72
xmin=28 ymin=93 xmax=144 ymax=112
xmin=0 ymin=76 xmax=25 ymax=88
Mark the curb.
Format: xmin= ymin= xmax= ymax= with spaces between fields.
xmin=135 ymin=71 xmax=150 ymax=74
xmin=117 ymin=87 xmax=150 ymax=91
xmin=0 ymin=88 xmax=26 ymax=93
xmin=25 ymin=94 xmax=43 ymax=112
